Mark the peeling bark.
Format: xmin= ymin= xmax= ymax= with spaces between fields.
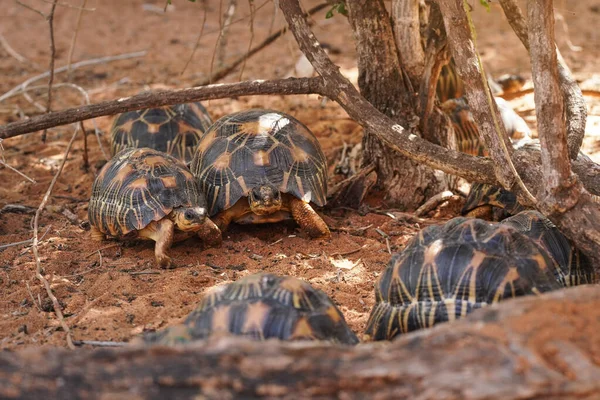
xmin=2 ymin=286 xmax=600 ymax=399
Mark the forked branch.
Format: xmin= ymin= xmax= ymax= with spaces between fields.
xmin=527 ymin=0 xmax=578 ymax=211
xmin=498 ymin=0 xmax=587 ymax=159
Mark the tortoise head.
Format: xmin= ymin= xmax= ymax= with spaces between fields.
xmin=248 ymin=185 xmax=282 ymax=215
xmin=170 ymin=206 xmax=207 ymax=232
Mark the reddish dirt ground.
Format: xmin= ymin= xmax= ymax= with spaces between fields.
xmin=1 ymin=0 xmax=599 ymax=349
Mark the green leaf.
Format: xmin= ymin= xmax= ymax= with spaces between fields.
xmin=479 ymin=0 xmax=490 ymax=11
xmin=325 ymin=8 xmax=334 ymax=19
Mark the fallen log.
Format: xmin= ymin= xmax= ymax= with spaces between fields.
xmin=1 ymin=285 xmax=600 ymax=399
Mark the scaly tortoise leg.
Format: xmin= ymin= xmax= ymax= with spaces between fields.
xmin=90 ymin=225 xmax=106 ymax=241
xmin=138 ymin=218 xmax=175 ymax=268
xmin=211 ymin=211 xmax=233 ymax=234
xmin=288 ymin=197 xmax=330 ymax=239
xmin=197 ymin=218 xmax=223 ymax=247
xmin=465 ymin=205 xmax=494 ymax=220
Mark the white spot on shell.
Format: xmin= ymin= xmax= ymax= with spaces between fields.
xmin=302 ymin=191 xmax=312 ymax=203
xmin=259 ymin=113 xmax=290 ymax=137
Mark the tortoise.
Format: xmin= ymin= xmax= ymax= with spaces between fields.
xmin=441 ymin=96 xmax=531 ymax=157
xmin=88 ymin=147 xmax=222 ymax=268
xmin=364 ymin=212 xmax=594 ymax=340
xmin=461 ymin=182 xmax=525 ymax=220
xmin=502 ymin=211 xmax=595 ymax=287
xmin=140 ymin=273 xmax=359 ymax=345
xmin=461 ymin=139 xmax=600 ymax=219
xmin=110 ymin=102 xmax=213 ymax=164
xmin=437 ymin=58 xmax=526 ymax=103
xmin=190 ymin=109 xmax=330 ymax=238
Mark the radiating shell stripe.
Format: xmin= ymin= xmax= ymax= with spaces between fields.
xmin=88 ymin=148 xmax=204 ymax=237
xmin=110 ymin=103 xmax=212 ymax=163
xmin=436 ymin=59 xmax=464 ymax=103
xmin=365 ymin=217 xmax=571 ymax=340
xmin=190 ymin=109 xmax=328 ymax=216
xmin=144 ymin=273 xmax=359 ymax=345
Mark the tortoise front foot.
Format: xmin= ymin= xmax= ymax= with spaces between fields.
xmin=197 ymin=218 xmax=223 ymax=248
xmin=90 ymin=225 xmax=106 ymax=241
xmin=156 ymin=253 xmax=174 ymax=269
xmin=289 ymin=197 xmax=331 ymax=239
xmin=139 ymin=219 xmax=176 ymax=269
xmin=211 ymin=212 xmax=232 ymax=234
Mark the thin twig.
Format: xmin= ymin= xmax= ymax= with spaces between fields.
xmin=217 ymin=0 xmax=238 ymax=69
xmin=32 ymin=124 xmax=79 ymax=349
xmin=15 ymin=0 xmax=46 ymax=17
xmin=66 ymin=0 xmax=89 ymax=80
xmin=209 ymin=0 xmax=226 ymax=85
xmin=329 ymin=245 xmax=367 ymax=257
xmin=80 ymin=120 xmax=88 ymax=170
xmin=73 ymin=340 xmax=127 ymax=347
xmin=41 ymin=0 xmax=95 ymax=11
xmin=0 ymin=159 xmax=36 ymax=183
xmin=41 ymin=0 xmax=59 ymax=143
xmin=128 ymin=270 xmax=161 ymax=276
xmin=7 ymin=82 xmax=108 ymax=159
xmin=238 ymin=0 xmax=255 ymax=81
xmin=180 ymin=2 xmax=208 ymax=75
xmin=0 ymin=50 xmax=147 ymax=103
xmin=26 ymin=281 xmax=43 ymax=311
xmin=196 ymin=3 xmax=329 ymax=86
xmin=60 ymin=250 xmax=103 ymax=279
xmin=0 ymin=32 xmax=38 ymax=67
xmin=201 ymin=0 xmax=270 ymax=37
xmin=85 ymin=244 xmax=118 ymax=257
xmin=1 ymin=226 xmax=52 ymax=253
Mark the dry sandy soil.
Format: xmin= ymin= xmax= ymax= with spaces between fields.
xmin=0 ymin=0 xmax=599 ymax=349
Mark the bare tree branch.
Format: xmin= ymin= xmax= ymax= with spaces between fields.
xmin=66 ymin=0 xmax=88 ymax=80
xmin=436 ymin=0 xmax=532 ymax=201
xmin=0 ymin=51 xmax=147 ymax=103
xmin=41 ymin=0 xmax=59 ymax=143
xmin=498 ymin=0 xmax=586 ymax=159
xmin=527 ymin=0 xmax=576 ymax=211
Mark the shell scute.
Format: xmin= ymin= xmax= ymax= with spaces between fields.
xmin=365 ymin=216 xmax=569 ymax=340
xmin=88 ymin=148 xmax=205 ymax=236
xmin=191 ymin=109 xmax=327 ymax=216
xmin=110 ymin=103 xmax=212 ymax=163
xmin=142 ymin=273 xmax=358 ymax=345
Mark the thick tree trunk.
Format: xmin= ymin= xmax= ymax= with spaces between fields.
xmin=392 ymin=0 xmax=425 ymax=86
xmin=346 ymin=0 xmax=444 ymax=210
xmin=2 ymin=286 xmax=600 ymax=399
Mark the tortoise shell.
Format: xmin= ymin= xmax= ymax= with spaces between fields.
xmin=88 ymin=147 xmax=206 ymax=237
xmin=110 ymin=103 xmax=213 ymax=163
xmin=142 ymin=273 xmax=358 ymax=345
xmin=437 ymin=59 xmax=464 ymax=103
xmin=502 ymin=211 xmax=596 ymax=286
xmin=365 ymin=216 xmax=570 ymax=340
xmin=441 ymin=97 xmax=531 ymax=157
xmin=461 ymin=182 xmax=525 ymax=219
xmin=189 ymin=109 xmax=327 ymax=216
xmin=437 ymin=59 xmax=525 ymax=102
